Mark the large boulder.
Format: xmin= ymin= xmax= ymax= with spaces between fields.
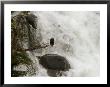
xmin=26 ymin=13 xmax=37 ymax=29
xmin=38 ymin=54 xmax=71 ymax=71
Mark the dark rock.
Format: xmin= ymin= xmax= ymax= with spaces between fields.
xmin=38 ymin=54 xmax=71 ymax=71
xmin=26 ymin=14 xmax=37 ymax=29
xmin=11 ymin=12 xmax=40 ymax=76
xmin=11 ymin=71 xmax=27 ymax=77
xmin=47 ymin=69 xmax=63 ymax=77
xmin=11 ymin=11 xmax=15 ymax=14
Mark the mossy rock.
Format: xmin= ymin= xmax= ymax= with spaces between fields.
xmin=11 ymin=51 xmax=36 ymax=77
xmin=11 ymin=51 xmax=32 ymax=66
xmin=11 ymin=11 xmax=39 ymax=77
xmin=11 ymin=71 xmax=27 ymax=77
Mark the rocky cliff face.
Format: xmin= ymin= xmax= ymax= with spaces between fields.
xmin=11 ymin=11 xmax=42 ymax=76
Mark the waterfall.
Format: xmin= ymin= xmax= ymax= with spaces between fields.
xmin=11 ymin=11 xmax=100 ymax=77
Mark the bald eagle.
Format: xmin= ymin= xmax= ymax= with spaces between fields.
xmin=50 ymin=38 xmax=54 ymax=47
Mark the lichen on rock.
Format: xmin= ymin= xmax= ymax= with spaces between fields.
xmin=11 ymin=11 xmax=41 ymax=77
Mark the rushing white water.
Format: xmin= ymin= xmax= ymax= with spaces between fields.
xmin=11 ymin=11 xmax=100 ymax=77
xmin=28 ymin=11 xmax=100 ymax=77
xmin=13 ymin=11 xmax=100 ymax=77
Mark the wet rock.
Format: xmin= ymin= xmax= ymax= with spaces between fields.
xmin=47 ymin=69 xmax=63 ymax=77
xmin=11 ymin=11 xmax=15 ymax=14
xmin=11 ymin=11 xmax=40 ymax=77
xmin=38 ymin=54 xmax=71 ymax=77
xmin=11 ymin=71 xmax=27 ymax=77
xmin=38 ymin=54 xmax=71 ymax=71
xmin=26 ymin=13 xmax=37 ymax=29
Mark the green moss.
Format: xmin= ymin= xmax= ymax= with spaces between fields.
xmin=11 ymin=11 xmax=37 ymax=77
xmin=11 ymin=18 xmax=17 ymax=30
xmin=12 ymin=51 xmax=32 ymax=66
xmin=11 ymin=51 xmax=34 ymax=77
xmin=11 ymin=71 xmax=27 ymax=77
xmin=11 ymin=12 xmax=32 ymax=70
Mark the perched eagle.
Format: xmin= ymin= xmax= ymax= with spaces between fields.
xmin=50 ymin=38 xmax=54 ymax=47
